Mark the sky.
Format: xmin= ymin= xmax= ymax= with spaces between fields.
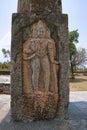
xmin=0 ymin=0 xmax=87 ymax=62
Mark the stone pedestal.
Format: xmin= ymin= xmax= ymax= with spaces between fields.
xmin=11 ymin=0 xmax=69 ymax=121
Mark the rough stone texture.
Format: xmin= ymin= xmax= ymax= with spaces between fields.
xmin=1 ymin=92 xmax=87 ymax=130
xmin=11 ymin=0 xmax=69 ymax=121
xmin=17 ymin=0 xmax=62 ymax=14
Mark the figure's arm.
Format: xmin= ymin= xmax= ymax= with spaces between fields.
xmin=53 ymin=60 xmax=59 ymax=65
xmin=48 ymin=41 xmax=59 ymax=65
xmin=23 ymin=53 xmax=36 ymax=60
xmin=23 ymin=46 xmax=36 ymax=60
xmin=23 ymin=48 xmax=32 ymax=54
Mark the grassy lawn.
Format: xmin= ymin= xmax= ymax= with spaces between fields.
xmin=70 ymin=74 xmax=87 ymax=91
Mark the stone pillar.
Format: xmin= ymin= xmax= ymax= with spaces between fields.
xmin=11 ymin=0 xmax=69 ymax=121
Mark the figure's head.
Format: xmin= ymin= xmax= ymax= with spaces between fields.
xmin=32 ymin=20 xmax=50 ymax=38
xmin=37 ymin=21 xmax=46 ymax=38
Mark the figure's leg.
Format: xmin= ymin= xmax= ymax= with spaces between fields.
xmin=31 ymin=58 xmax=40 ymax=92
xmin=41 ymin=57 xmax=50 ymax=93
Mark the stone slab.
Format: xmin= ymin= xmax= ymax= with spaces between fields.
xmin=11 ymin=0 xmax=69 ymax=121
xmin=11 ymin=12 xmax=69 ymax=120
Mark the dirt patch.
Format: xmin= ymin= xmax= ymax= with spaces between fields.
xmin=70 ymin=74 xmax=87 ymax=91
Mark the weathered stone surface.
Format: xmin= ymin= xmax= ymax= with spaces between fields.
xmin=17 ymin=0 xmax=62 ymax=14
xmin=23 ymin=20 xmax=59 ymax=95
xmin=11 ymin=0 xmax=69 ymax=121
xmin=1 ymin=93 xmax=87 ymax=130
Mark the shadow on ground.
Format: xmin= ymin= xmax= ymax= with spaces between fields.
xmin=68 ymin=101 xmax=87 ymax=120
xmin=0 ymin=101 xmax=87 ymax=130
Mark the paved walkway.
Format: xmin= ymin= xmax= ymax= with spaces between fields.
xmin=0 ymin=92 xmax=87 ymax=130
xmin=0 ymin=75 xmax=10 ymax=83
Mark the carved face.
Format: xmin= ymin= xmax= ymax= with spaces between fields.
xmin=31 ymin=20 xmax=51 ymax=39
xmin=37 ymin=26 xmax=45 ymax=38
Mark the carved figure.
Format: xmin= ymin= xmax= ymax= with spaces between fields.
xmin=23 ymin=20 xmax=59 ymax=94
xmin=23 ymin=39 xmax=40 ymax=92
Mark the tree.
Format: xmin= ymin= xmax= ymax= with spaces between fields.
xmin=75 ymin=48 xmax=87 ymax=68
xmin=2 ymin=48 xmax=11 ymax=62
xmin=69 ymin=29 xmax=79 ymax=78
xmin=1 ymin=49 xmax=11 ymax=70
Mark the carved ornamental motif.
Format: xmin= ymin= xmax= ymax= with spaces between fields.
xmin=23 ymin=20 xmax=59 ymax=95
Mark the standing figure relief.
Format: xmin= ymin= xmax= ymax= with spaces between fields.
xmin=23 ymin=39 xmax=40 ymax=92
xmin=23 ymin=20 xmax=59 ymax=94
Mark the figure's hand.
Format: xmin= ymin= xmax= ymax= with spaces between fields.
xmin=23 ymin=49 xmax=29 ymax=54
xmin=24 ymin=48 xmax=36 ymax=54
xmin=23 ymin=53 xmax=36 ymax=60
xmin=53 ymin=60 xmax=59 ymax=65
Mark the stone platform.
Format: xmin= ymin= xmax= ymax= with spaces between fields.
xmin=0 ymin=92 xmax=87 ymax=130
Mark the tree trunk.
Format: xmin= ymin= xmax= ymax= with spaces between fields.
xmin=71 ymin=62 xmax=75 ymax=79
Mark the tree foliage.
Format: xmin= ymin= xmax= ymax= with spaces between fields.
xmin=69 ymin=30 xmax=79 ymax=78
xmin=0 ymin=49 xmax=11 ymax=70
xmin=75 ymin=48 xmax=87 ymax=67
xmin=69 ymin=30 xmax=87 ymax=78
xmin=2 ymin=48 xmax=10 ymax=62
